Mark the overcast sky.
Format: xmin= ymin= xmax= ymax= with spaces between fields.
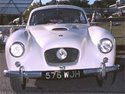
xmin=34 ymin=0 xmax=95 ymax=4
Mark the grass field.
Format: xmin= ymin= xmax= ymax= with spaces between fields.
xmin=96 ymin=21 xmax=125 ymax=45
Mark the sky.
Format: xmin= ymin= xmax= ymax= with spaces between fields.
xmin=34 ymin=0 xmax=95 ymax=4
xmin=89 ymin=0 xmax=95 ymax=4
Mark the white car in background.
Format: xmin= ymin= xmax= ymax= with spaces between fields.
xmin=4 ymin=5 xmax=120 ymax=91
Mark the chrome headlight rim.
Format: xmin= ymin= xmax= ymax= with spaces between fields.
xmin=9 ymin=42 xmax=25 ymax=58
xmin=98 ymin=38 xmax=113 ymax=54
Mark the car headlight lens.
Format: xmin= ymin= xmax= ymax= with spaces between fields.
xmin=10 ymin=42 xmax=25 ymax=57
xmin=98 ymin=38 xmax=113 ymax=54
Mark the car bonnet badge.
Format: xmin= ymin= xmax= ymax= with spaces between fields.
xmin=56 ymin=48 xmax=67 ymax=60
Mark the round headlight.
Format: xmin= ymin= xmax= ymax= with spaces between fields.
xmin=98 ymin=38 xmax=113 ymax=54
xmin=10 ymin=42 xmax=25 ymax=57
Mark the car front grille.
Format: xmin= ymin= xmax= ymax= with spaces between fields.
xmin=44 ymin=48 xmax=79 ymax=64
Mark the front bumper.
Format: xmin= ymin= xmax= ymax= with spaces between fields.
xmin=3 ymin=65 xmax=120 ymax=79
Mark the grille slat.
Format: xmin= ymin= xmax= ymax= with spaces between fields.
xmin=45 ymin=48 xmax=79 ymax=64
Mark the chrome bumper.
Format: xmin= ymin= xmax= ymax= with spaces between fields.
xmin=3 ymin=65 xmax=120 ymax=79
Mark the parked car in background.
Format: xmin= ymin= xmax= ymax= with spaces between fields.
xmin=4 ymin=5 xmax=120 ymax=92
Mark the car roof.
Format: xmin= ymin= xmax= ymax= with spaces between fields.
xmin=31 ymin=5 xmax=85 ymax=13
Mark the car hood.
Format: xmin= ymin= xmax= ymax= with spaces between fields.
xmin=27 ymin=24 xmax=89 ymax=49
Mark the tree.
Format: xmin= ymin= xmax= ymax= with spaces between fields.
xmin=92 ymin=0 xmax=117 ymax=8
xmin=92 ymin=0 xmax=104 ymax=8
xmin=69 ymin=0 xmax=90 ymax=8
xmin=102 ymin=0 xmax=116 ymax=7
xmin=46 ymin=0 xmax=90 ymax=8
xmin=24 ymin=2 xmax=43 ymax=20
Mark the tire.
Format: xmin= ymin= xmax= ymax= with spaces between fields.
xmin=10 ymin=77 xmax=26 ymax=92
xmin=96 ymin=75 xmax=104 ymax=87
xmin=96 ymin=72 xmax=115 ymax=87
xmin=106 ymin=72 xmax=116 ymax=85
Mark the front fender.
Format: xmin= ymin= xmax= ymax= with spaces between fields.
xmin=5 ymin=29 xmax=29 ymax=70
xmin=88 ymin=26 xmax=115 ymax=46
xmin=88 ymin=26 xmax=116 ymax=66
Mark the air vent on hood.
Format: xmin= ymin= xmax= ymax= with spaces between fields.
xmin=52 ymin=27 xmax=68 ymax=31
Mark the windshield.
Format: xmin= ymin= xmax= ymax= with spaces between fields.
xmin=29 ymin=8 xmax=87 ymax=25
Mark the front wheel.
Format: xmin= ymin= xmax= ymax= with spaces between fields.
xmin=96 ymin=74 xmax=105 ymax=86
xmin=96 ymin=72 xmax=115 ymax=87
xmin=10 ymin=77 xmax=26 ymax=92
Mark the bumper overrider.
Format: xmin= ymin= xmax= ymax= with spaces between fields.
xmin=3 ymin=65 xmax=120 ymax=80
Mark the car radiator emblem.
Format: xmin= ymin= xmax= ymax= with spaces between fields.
xmin=56 ymin=48 xmax=67 ymax=60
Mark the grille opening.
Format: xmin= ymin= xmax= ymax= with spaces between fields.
xmin=45 ymin=48 xmax=79 ymax=64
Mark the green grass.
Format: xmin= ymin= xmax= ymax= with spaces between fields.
xmin=96 ymin=22 xmax=125 ymax=45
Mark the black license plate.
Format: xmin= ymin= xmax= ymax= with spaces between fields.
xmin=43 ymin=70 xmax=82 ymax=80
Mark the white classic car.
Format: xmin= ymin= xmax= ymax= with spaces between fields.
xmin=4 ymin=5 xmax=120 ymax=91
